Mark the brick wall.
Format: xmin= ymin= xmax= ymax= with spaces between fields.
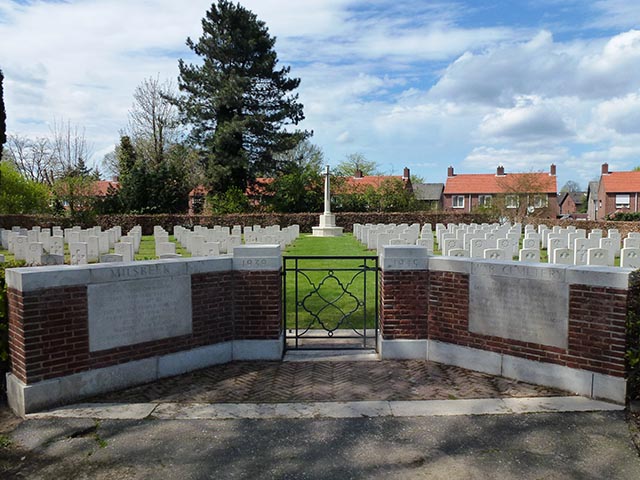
xmin=426 ymin=271 xmax=628 ymax=378
xmin=7 ymin=268 xmax=277 ymax=385
xmin=234 ymin=271 xmax=282 ymax=340
xmin=7 ymin=286 xmax=89 ymax=384
xmin=380 ymin=271 xmax=429 ymax=339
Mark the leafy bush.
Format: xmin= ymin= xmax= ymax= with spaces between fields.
xmin=627 ymin=270 xmax=640 ymax=401
xmin=608 ymin=212 xmax=640 ymax=222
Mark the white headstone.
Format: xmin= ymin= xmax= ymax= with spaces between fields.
xmin=621 ymin=248 xmax=640 ymax=269
xmin=70 ymin=242 xmax=88 ymax=265
xmin=519 ymin=248 xmax=540 ymax=263
xmin=587 ymin=248 xmax=610 ymax=266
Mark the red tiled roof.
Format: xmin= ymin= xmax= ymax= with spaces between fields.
xmin=600 ymin=171 xmax=640 ymax=193
xmin=93 ymin=180 xmax=119 ymax=196
xmin=334 ymin=175 xmax=407 ymax=194
xmin=188 ymin=178 xmax=275 ymax=198
xmin=444 ymin=173 xmax=557 ymax=194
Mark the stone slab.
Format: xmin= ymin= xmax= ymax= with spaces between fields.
xmin=468 ymin=272 xmax=569 ymax=349
xmin=427 ymin=340 xmax=501 ymax=375
xmin=88 ymin=275 xmax=193 ymax=352
xmin=233 ymin=338 xmax=283 ymax=360
xmin=157 ymin=342 xmax=232 ymax=378
xmin=27 ymin=403 xmax=157 ymax=420
xmin=566 ymin=266 xmax=632 ymax=289
xmin=380 ymin=246 xmax=429 ymax=271
xmin=232 ymin=245 xmax=281 ymax=271
xmin=379 ymin=337 xmax=427 ymax=359
xmin=501 ymin=354 xmax=593 ymax=397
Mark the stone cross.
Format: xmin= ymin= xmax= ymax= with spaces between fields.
xmin=323 ymin=165 xmax=331 ymax=215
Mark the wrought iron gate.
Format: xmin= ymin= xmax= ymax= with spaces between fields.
xmin=283 ymin=256 xmax=379 ymax=351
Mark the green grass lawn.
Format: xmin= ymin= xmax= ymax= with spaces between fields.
xmin=283 ymin=234 xmax=378 ymax=332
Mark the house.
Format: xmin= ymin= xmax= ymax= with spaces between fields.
xmin=586 ymin=181 xmax=599 ymax=220
xmin=443 ymin=164 xmax=559 ymax=217
xmin=596 ymin=163 xmax=640 ymax=220
xmin=93 ymin=180 xmax=120 ymax=196
xmin=338 ymin=167 xmax=413 ymax=193
xmin=412 ymin=183 xmax=444 ymax=210
xmin=187 ymin=178 xmax=275 ymax=214
xmin=558 ymin=191 xmax=586 ymax=215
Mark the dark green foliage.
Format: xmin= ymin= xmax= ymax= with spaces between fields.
xmin=627 ymin=270 xmax=640 ymax=401
xmin=176 ymin=0 xmax=309 ymax=193
xmin=114 ymin=136 xmax=191 ymax=214
xmin=0 ymin=69 xmax=6 ymax=161
xmin=608 ymin=212 xmax=640 ymax=221
xmin=267 ymin=162 xmax=323 ymax=213
xmin=208 ymin=186 xmax=251 ymax=214
xmin=267 ymin=141 xmax=324 ymax=213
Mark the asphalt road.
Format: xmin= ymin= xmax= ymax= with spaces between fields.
xmin=2 ymin=411 xmax=640 ymax=479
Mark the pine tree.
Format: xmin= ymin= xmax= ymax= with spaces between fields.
xmin=176 ymin=0 xmax=309 ymax=192
xmin=0 ymin=69 xmax=6 ymax=162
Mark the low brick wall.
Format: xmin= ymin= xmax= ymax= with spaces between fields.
xmin=5 ymin=246 xmax=282 ymax=415
xmin=379 ymin=246 xmax=636 ymax=403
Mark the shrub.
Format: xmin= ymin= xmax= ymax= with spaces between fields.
xmin=627 ymin=270 xmax=640 ymax=401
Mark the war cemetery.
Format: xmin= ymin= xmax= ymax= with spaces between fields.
xmin=4 ymin=0 xmax=640 ymax=478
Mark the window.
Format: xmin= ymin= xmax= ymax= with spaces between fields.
xmin=616 ymin=194 xmax=630 ymax=209
xmin=533 ymin=194 xmax=547 ymax=208
xmin=452 ymin=195 xmax=464 ymax=208
xmin=478 ymin=195 xmax=492 ymax=207
xmin=505 ymin=195 xmax=519 ymax=209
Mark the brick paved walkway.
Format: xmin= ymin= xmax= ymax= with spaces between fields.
xmin=93 ymin=360 xmax=565 ymax=404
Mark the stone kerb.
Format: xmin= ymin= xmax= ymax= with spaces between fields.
xmin=5 ymin=247 xmax=283 ymax=416
xmin=379 ymin=252 xmax=633 ymax=403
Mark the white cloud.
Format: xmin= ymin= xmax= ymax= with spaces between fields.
xmin=593 ymin=92 xmax=640 ymax=135
xmin=476 ymin=95 xmax=574 ymax=143
xmin=463 ymin=146 xmax=566 ymax=173
xmin=590 ymin=0 xmax=640 ymax=29
xmin=430 ymin=29 xmax=640 ymax=105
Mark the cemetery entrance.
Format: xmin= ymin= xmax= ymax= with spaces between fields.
xmin=283 ymin=256 xmax=379 ymax=350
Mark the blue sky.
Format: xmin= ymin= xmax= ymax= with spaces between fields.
xmin=1 ymin=0 xmax=640 ymax=190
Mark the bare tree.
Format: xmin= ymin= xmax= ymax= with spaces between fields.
xmin=50 ymin=119 xmax=94 ymax=173
xmin=5 ymin=134 xmax=57 ymax=185
xmin=128 ymin=76 xmax=181 ymax=165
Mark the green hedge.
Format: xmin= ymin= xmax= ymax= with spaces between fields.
xmin=609 ymin=212 xmax=640 ymax=222
xmin=627 ymin=270 xmax=640 ymax=401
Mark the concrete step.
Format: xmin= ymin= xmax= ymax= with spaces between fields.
xmin=283 ymin=349 xmax=380 ymax=362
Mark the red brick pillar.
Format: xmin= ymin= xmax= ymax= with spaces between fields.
xmin=232 ymin=245 xmax=283 ymax=360
xmin=379 ymin=246 xmax=429 ymax=359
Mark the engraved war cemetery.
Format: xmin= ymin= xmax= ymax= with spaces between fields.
xmin=3 ymin=1 xmax=640 ymax=478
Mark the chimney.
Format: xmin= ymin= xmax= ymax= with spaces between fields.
xmin=602 ymin=163 xmax=609 ymax=175
xmin=355 ymin=169 xmax=363 ymax=178
xmin=403 ymin=167 xmax=410 ymax=180
xmin=496 ymin=165 xmax=505 ymax=176
xmin=550 ymin=164 xmax=556 ymax=176
xmin=447 ymin=166 xmax=455 ymax=177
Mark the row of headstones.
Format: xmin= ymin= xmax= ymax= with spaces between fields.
xmin=434 ymin=222 xmax=640 ymax=268
xmin=0 ymin=225 xmax=145 ymax=265
xmin=353 ymin=223 xmax=433 ymax=254
xmin=173 ymin=224 xmax=300 ymax=257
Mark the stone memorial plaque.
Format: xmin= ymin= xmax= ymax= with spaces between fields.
xmin=88 ymin=275 xmax=192 ymax=352
xmin=469 ymin=273 xmax=568 ymax=349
